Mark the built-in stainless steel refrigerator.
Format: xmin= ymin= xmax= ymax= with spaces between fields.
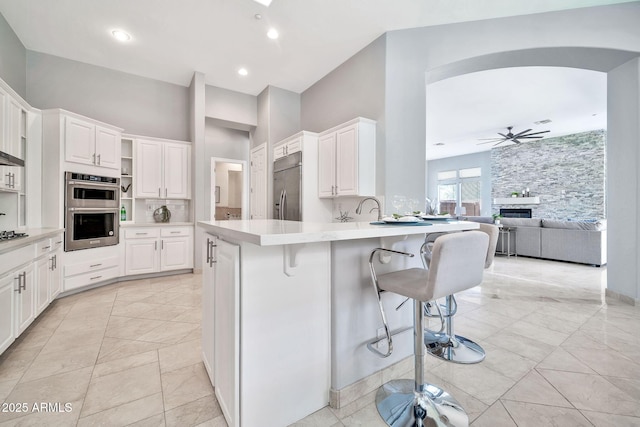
xmin=273 ymin=152 xmax=302 ymax=221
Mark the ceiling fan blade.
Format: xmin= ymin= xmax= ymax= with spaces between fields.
xmin=512 ymin=139 xmax=522 ymax=144
xmin=517 ymin=136 xmax=545 ymax=139
xmin=522 ymin=130 xmax=551 ymax=136
xmin=512 ymin=129 xmax=533 ymax=138
xmin=477 ymin=140 xmax=502 ymax=145
xmin=477 ymin=137 xmax=505 ymax=141
xmin=497 ymin=133 xmax=509 ymax=139
xmin=493 ymin=140 xmax=507 ymax=146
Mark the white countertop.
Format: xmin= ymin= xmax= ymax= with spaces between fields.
xmin=198 ymin=219 xmax=479 ymax=246
xmin=0 ymin=228 xmax=64 ymax=255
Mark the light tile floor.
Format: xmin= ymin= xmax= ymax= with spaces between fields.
xmin=1 ymin=257 xmax=639 ymax=426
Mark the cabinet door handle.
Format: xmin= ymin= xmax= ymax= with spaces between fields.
xmin=90 ymin=263 xmax=102 ymax=268
xmin=158 ymin=188 xmax=161 ymax=197
xmin=155 ymin=241 xmax=158 ymax=250
xmin=42 ymin=245 xmax=51 ymax=251
xmin=335 ymin=185 xmax=338 ymax=195
xmin=206 ymin=238 xmax=211 ymax=264
xmin=14 ymin=276 xmax=21 ymax=294
xmin=90 ymin=275 xmax=102 ymax=281
xmin=210 ymin=241 xmax=217 ymax=266
xmin=165 ymin=188 xmax=167 ymax=198
xmin=53 ymin=254 xmax=57 ymax=270
xmin=161 ymin=240 xmax=164 ymax=250
xmin=97 ymin=154 xmax=101 ymax=165
xmin=135 ymin=232 xmax=148 ymax=235
xmin=170 ymin=231 xmax=180 ymax=234
xmin=20 ymin=272 xmax=26 ymax=290
xmin=93 ymin=153 xmax=96 ymax=164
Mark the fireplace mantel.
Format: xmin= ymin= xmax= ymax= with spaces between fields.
xmin=493 ymin=197 xmax=540 ymax=205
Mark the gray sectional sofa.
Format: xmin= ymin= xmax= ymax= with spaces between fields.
xmin=462 ymin=217 xmax=607 ymax=266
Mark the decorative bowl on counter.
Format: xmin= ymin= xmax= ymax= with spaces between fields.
xmin=153 ymin=205 xmax=171 ymax=223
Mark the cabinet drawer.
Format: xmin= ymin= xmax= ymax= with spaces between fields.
xmin=65 ymin=266 xmax=119 ymax=291
xmin=64 ymin=255 xmax=119 ymax=278
xmin=161 ymin=227 xmax=192 ymax=237
xmin=125 ymin=228 xmax=161 ymax=239
xmin=52 ymin=235 xmax=64 ymax=251
xmin=35 ymin=239 xmax=53 ymax=256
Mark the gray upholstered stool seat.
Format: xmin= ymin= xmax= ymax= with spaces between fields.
xmin=421 ymin=223 xmax=499 ymax=364
xmin=370 ymin=230 xmax=489 ymax=426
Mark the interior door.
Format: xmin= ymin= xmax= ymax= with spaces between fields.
xmin=250 ymin=144 xmax=267 ymax=219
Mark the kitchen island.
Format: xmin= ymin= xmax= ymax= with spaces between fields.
xmin=197 ymin=219 xmax=478 ymax=427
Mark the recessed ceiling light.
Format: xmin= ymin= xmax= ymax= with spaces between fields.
xmin=111 ymin=30 xmax=131 ymax=42
xmin=252 ymin=0 xmax=272 ymax=6
xmin=238 ymin=68 xmax=248 ymax=76
xmin=267 ymin=28 xmax=279 ymax=40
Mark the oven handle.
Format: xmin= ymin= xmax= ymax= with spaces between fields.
xmin=67 ymin=207 xmax=120 ymax=212
xmin=67 ymin=180 xmax=119 ymax=189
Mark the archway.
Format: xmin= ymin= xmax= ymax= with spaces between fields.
xmin=423 ymin=47 xmax=640 ymax=303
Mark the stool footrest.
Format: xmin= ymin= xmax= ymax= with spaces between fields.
xmin=366 ymin=326 xmax=413 ymax=358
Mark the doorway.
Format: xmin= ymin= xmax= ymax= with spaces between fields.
xmin=211 ymin=158 xmax=248 ymax=221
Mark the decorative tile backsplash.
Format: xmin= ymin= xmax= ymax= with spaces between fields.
xmin=144 ymin=199 xmax=190 ymax=223
xmin=491 ymin=130 xmax=606 ymax=219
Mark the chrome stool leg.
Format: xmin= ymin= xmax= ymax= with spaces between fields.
xmin=375 ymin=300 xmax=468 ymax=426
xmin=423 ymin=295 xmax=485 ymax=364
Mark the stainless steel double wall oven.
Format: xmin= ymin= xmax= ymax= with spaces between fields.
xmin=65 ymin=172 xmax=120 ymax=251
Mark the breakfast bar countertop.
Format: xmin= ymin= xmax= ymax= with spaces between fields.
xmin=197 ymin=219 xmax=478 ymax=246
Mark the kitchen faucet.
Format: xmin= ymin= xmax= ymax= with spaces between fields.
xmin=356 ymin=197 xmax=383 ymax=221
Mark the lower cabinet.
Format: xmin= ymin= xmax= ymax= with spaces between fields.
xmin=124 ymin=226 xmax=193 ymax=276
xmin=0 ymin=274 xmax=16 ymax=354
xmin=202 ymin=233 xmax=240 ymax=427
xmin=14 ymin=263 xmax=35 ymax=337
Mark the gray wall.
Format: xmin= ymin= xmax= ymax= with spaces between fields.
xmin=205 ymin=85 xmax=257 ymax=129
xmin=427 ymin=151 xmax=492 ymax=216
xmin=26 ymin=51 xmax=190 ymax=141
xmin=491 ymin=130 xmax=606 ymax=219
xmin=269 ymin=86 xmax=300 ymax=144
xmin=203 ymin=119 xmax=250 ymax=221
xmin=0 ymin=13 xmax=26 ymax=98
xmin=607 ymin=57 xmax=640 ymax=302
xmin=302 ymin=34 xmax=386 ymax=196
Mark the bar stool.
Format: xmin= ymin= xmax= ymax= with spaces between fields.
xmin=421 ymin=224 xmax=499 ymax=364
xmin=370 ymin=231 xmax=489 ymax=426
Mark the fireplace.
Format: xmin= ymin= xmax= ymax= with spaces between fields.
xmin=500 ymin=208 xmax=532 ymax=218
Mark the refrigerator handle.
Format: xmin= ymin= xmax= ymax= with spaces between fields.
xmin=282 ymin=190 xmax=287 ymax=220
xmin=277 ymin=190 xmax=285 ymax=220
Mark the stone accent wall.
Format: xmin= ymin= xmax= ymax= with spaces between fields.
xmin=491 ymin=130 xmax=606 ymax=219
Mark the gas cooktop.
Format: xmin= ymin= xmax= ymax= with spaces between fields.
xmin=0 ymin=230 xmax=29 ymax=242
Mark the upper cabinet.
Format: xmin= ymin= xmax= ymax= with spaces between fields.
xmin=135 ymin=139 xmax=191 ymax=199
xmin=273 ymin=136 xmax=302 ymax=161
xmin=65 ymin=115 xmax=121 ymax=170
xmin=0 ymin=88 xmax=27 ymax=192
xmin=318 ymin=118 xmax=376 ymax=198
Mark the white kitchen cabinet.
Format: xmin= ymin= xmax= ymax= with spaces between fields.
xmin=49 ymin=246 xmax=62 ymax=300
xmin=201 ymin=235 xmax=216 ymax=385
xmin=14 ymin=262 xmax=35 ymax=336
xmin=317 ymin=117 xmax=376 ymax=198
xmin=124 ymin=226 xmax=193 ymax=276
xmin=63 ymin=250 xmax=120 ymax=292
xmin=213 ymin=237 xmax=240 ymax=427
xmin=0 ymin=273 xmax=15 ymax=354
xmin=273 ymin=136 xmax=302 ymax=161
xmin=1 ymin=96 xmax=26 ymax=192
xmin=65 ymin=115 xmax=121 ymax=170
xmin=135 ymin=139 xmax=191 ymax=199
xmin=33 ymin=235 xmax=62 ymax=316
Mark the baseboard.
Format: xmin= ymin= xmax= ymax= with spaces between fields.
xmin=605 ymin=288 xmax=639 ymax=306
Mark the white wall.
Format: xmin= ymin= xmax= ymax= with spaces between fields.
xmin=607 ymin=57 xmax=640 ymax=302
xmin=205 ymin=85 xmax=257 ymax=129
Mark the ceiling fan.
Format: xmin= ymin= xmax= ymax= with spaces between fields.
xmin=477 ymin=126 xmax=550 ymax=146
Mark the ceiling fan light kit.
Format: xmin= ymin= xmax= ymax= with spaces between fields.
xmin=477 ymin=126 xmax=550 ymax=146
